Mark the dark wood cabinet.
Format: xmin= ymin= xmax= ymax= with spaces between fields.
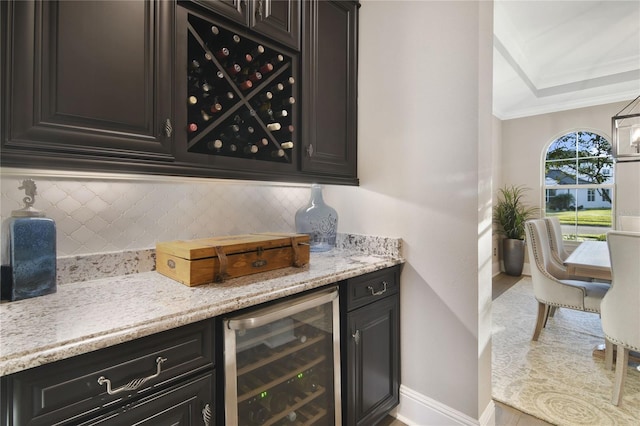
xmin=1 ymin=0 xmax=358 ymax=185
xmin=341 ymin=266 xmax=400 ymax=426
xmin=0 ymin=0 xmax=175 ymax=170
xmin=191 ymin=0 xmax=300 ymax=50
xmin=301 ymin=0 xmax=358 ymax=179
xmin=0 ymin=319 xmax=215 ymax=426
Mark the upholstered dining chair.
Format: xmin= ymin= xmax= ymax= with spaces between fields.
xmin=543 ymin=216 xmax=590 ymax=281
xmin=524 ymin=219 xmax=610 ymax=341
xmin=618 ymin=215 xmax=640 ymax=232
xmin=601 ymin=231 xmax=640 ymax=406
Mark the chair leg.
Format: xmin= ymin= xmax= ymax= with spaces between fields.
xmin=604 ymin=339 xmax=614 ymax=370
xmin=549 ymin=306 xmax=557 ymax=317
xmin=532 ymin=302 xmax=548 ymax=341
xmin=611 ymin=345 xmax=629 ymax=406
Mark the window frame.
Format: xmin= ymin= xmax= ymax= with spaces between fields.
xmin=542 ymin=130 xmax=615 ymax=242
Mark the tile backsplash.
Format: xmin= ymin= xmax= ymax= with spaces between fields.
xmin=1 ymin=173 xmax=310 ymax=256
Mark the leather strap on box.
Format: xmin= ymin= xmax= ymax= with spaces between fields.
xmin=214 ymin=246 xmax=229 ymax=282
xmin=291 ymin=237 xmax=302 ymax=267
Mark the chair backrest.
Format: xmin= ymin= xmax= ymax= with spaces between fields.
xmin=525 ymin=219 xmax=586 ymax=309
xmin=544 ymin=216 xmax=570 ymax=262
xmin=618 ymin=216 xmax=640 ymax=232
xmin=543 ymin=216 xmax=576 ymax=279
xmin=601 ymin=231 xmax=640 ymax=348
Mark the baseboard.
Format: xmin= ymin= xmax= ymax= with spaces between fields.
xmin=394 ymin=385 xmax=495 ymax=425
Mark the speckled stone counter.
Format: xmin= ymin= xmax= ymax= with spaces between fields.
xmin=0 ymin=236 xmax=402 ymax=377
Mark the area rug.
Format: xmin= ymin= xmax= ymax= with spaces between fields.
xmin=492 ymin=277 xmax=640 ymax=425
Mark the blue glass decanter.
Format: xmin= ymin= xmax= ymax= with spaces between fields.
xmin=295 ymin=184 xmax=338 ymax=252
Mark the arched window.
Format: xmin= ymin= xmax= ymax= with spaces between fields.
xmin=544 ymin=131 xmax=614 ymax=241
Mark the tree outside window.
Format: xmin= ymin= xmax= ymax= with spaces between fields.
xmin=544 ymin=131 xmax=614 ymax=241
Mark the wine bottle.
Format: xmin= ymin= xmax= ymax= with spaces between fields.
xmin=214 ymin=47 xmax=230 ymax=60
xmin=188 ymin=59 xmax=201 ymax=71
xmin=295 ymin=368 xmax=320 ymax=393
xmin=266 ymin=123 xmax=281 ymax=131
xmin=259 ymin=137 xmax=270 ymax=147
xmin=273 ymin=109 xmax=288 ymax=118
xmin=260 ymin=391 xmax=288 ymax=414
xmin=244 ymin=144 xmax=259 ymax=155
xmin=270 ymin=82 xmax=285 ymax=93
xmin=251 ymin=44 xmax=265 ymax=57
xmin=275 ymin=96 xmax=295 ymax=108
xmin=210 ymin=25 xmax=220 ymax=36
xmin=258 ymin=63 xmax=274 ymax=75
xmin=247 ymin=71 xmax=263 ymax=83
xmin=259 ymin=92 xmax=273 ymax=102
xmin=280 ymin=141 xmax=294 ymax=149
xmin=227 ymin=63 xmax=241 ymax=75
xmin=201 ymin=109 xmax=212 ymax=122
xmin=187 ymin=95 xmax=198 ymax=106
xmin=246 ymin=404 xmax=269 ymax=425
xmin=187 ymin=123 xmax=198 ymax=133
xmin=238 ymin=79 xmax=253 ymax=91
xmin=201 ymin=81 xmax=213 ymax=93
xmin=283 ymin=76 xmax=295 ymax=86
xmin=271 ymin=149 xmax=285 ymax=158
xmin=206 ymin=139 xmax=223 ymax=151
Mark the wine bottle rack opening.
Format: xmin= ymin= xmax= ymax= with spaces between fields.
xmin=187 ymin=13 xmax=296 ymax=164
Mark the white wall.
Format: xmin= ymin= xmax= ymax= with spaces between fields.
xmin=500 ymin=100 xmax=640 ymax=224
xmin=328 ymin=1 xmax=494 ymax=422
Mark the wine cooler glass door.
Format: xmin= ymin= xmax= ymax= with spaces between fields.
xmin=224 ymin=287 xmax=341 ymax=426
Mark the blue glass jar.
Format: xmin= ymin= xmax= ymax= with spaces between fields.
xmin=1 ymin=180 xmax=56 ymax=301
xmin=295 ymin=184 xmax=338 ymax=252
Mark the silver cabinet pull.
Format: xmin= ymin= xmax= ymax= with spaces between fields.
xmin=367 ymin=281 xmax=387 ymax=296
xmin=306 ymin=144 xmax=314 ymax=157
xmin=164 ymin=118 xmax=173 ymax=138
xmin=98 ymin=356 xmax=167 ymax=395
xmin=352 ymin=329 xmax=360 ymax=345
xmin=202 ymin=403 xmax=212 ymax=426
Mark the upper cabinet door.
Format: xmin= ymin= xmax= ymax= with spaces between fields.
xmin=192 ymin=0 xmax=248 ymax=26
xmin=193 ymin=0 xmax=300 ymax=50
xmin=301 ymin=0 xmax=358 ymax=180
xmin=1 ymin=0 xmax=174 ymax=168
xmin=250 ymin=0 xmax=300 ymax=50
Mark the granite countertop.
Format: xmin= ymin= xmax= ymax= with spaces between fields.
xmin=0 ymin=238 xmax=403 ymax=377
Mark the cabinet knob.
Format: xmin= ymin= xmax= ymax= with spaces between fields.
xmin=352 ymin=329 xmax=360 ymax=345
xmin=202 ymin=403 xmax=212 ymax=426
xmin=164 ymin=118 xmax=173 ymax=138
xmin=306 ymin=144 xmax=314 ymax=157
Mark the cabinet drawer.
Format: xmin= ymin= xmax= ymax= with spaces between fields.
xmin=343 ymin=266 xmax=399 ymax=311
xmin=3 ymin=319 xmax=214 ymax=426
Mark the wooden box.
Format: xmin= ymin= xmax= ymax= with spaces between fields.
xmin=156 ymin=233 xmax=310 ymax=286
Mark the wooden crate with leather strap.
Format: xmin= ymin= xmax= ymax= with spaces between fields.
xmin=156 ymin=233 xmax=310 ymax=286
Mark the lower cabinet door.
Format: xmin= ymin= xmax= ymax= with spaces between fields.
xmin=345 ymin=296 xmax=400 ymax=426
xmin=79 ymin=372 xmax=214 ymax=426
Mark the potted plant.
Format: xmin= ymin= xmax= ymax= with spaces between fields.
xmin=493 ymin=185 xmax=538 ymax=276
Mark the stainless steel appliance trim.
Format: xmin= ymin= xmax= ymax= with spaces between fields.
xmin=226 ymin=286 xmax=338 ymax=330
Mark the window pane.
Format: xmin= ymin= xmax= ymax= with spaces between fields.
xmin=547 ymin=133 xmax=576 ymax=161
xmin=577 ymin=131 xmax=612 ymax=158
xmin=546 ymin=159 xmax=578 ymax=185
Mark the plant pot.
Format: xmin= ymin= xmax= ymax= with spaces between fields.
xmin=503 ymin=238 xmax=525 ymax=276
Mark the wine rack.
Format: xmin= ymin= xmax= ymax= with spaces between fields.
xmin=186 ymin=13 xmax=297 ymax=164
xmin=234 ymin=313 xmax=334 ymax=425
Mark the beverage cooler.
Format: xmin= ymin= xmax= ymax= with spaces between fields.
xmin=223 ymin=287 xmax=341 ymax=425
